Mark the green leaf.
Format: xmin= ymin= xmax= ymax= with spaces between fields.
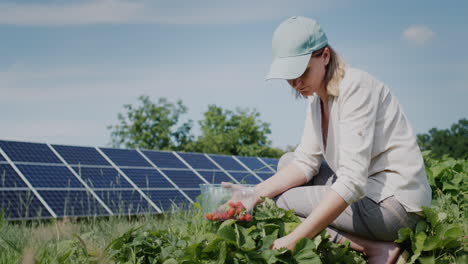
xmin=237 ymin=225 xmax=256 ymax=251
xmin=395 ymin=228 xmax=413 ymax=243
xmin=217 ymin=219 xmax=237 ymax=244
xmin=163 ymin=259 xmax=178 ymax=264
xmin=203 ymin=237 xmax=224 ymax=253
xmin=444 ymin=226 xmax=463 ymax=240
xmin=422 ymin=236 xmax=441 ymax=251
xmin=284 ymin=222 xmax=301 ymax=236
xmin=418 ymin=256 xmax=436 ymax=264
xmin=412 ymin=232 xmax=427 ymax=253
xmin=422 ymin=207 xmax=438 ymax=227
xmin=293 ymin=238 xmax=321 ymax=264
xmin=260 ymin=249 xmax=287 ymax=264
xmin=415 ymin=221 xmax=428 ymax=233
xmin=254 ymin=198 xmax=286 ymax=221
xmin=217 ymin=241 xmax=227 ymax=264
xmin=261 ymin=229 xmax=279 ymax=250
xmin=262 ymin=223 xmax=281 ymax=236
xmin=312 ymin=232 xmax=325 ymax=250
xmin=437 ymin=212 xmax=447 ymax=222
xmin=408 ymin=252 xmax=421 ymax=264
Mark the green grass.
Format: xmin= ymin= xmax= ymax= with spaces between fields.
xmin=0 ymin=208 xmax=200 ymax=264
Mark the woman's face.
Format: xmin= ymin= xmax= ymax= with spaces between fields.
xmin=287 ymin=47 xmax=330 ymax=97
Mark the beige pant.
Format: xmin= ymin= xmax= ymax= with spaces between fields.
xmin=275 ymin=152 xmax=422 ymax=242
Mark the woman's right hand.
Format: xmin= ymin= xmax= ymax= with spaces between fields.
xmin=221 ymin=181 xmax=259 ymax=212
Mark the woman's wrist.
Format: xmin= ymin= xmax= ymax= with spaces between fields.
xmin=253 ymin=184 xmax=268 ymax=205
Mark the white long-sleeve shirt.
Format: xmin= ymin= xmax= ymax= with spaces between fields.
xmin=292 ymin=67 xmax=432 ymax=212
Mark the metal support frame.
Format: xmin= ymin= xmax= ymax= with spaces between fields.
xmin=95 ymin=147 xmax=162 ymax=213
xmin=231 ymin=156 xmax=264 ymax=182
xmin=0 ymin=147 xmax=57 ymax=218
xmin=172 ymin=152 xmax=210 ymax=184
xmin=48 ymin=144 xmax=114 ymax=216
xmin=256 ymin=157 xmax=276 ymax=172
xmin=136 ymin=149 xmax=194 ymax=204
xmin=203 ymin=154 xmax=240 ymax=184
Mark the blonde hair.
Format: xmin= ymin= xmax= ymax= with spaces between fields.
xmin=294 ymin=45 xmax=346 ymax=98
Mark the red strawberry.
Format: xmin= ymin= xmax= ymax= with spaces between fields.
xmin=228 ymin=201 xmax=237 ymax=208
xmin=239 ymin=215 xmax=246 ymax=221
xmin=222 ymin=212 xmax=229 ymax=220
xmin=227 ymin=208 xmax=235 ymax=218
xmin=244 ymin=214 xmax=252 ymax=221
xmin=236 ymin=207 xmax=243 ymax=215
xmin=205 ymin=213 xmax=213 ymax=220
xmin=212 ymin=213 xmax=218 ymax=221
xmin=235 ymin=201 xmax=243 ymax=208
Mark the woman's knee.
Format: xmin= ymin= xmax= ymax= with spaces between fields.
xmin=275 ymin=188 xmax=296 ymax=211
xmin=275 ymin=192 xmax=289 ymax=210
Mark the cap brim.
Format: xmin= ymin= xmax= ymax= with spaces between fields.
xmin=265 ymin=53 xmax=311 ymax=81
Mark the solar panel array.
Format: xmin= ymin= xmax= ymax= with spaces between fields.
xmin=0 ymin=140 xmax=278 ymax=220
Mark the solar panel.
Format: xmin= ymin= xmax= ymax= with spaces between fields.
xmin=235 ymin=156 xmax=274 ymax=172
xmin=197 ymin=170 xmax=235 ymax=184
xmin=162 ymin=170 xmax=206 ymax=188
xmin=17 ymin=165 xmax=84 ymax=188
xmin=179 ymin=189 xmax=201 ymax=202
xmin=0 ymin=164 xmax=27 ymax=188
xmin=228 ymin=172 xmax=262 ymax=184
xmin=121 ymin=168 xmax=174 ymax=188
xmin=255 ymin=172 xmax=274 ymax=181
xmin=0 ymin=190 xmax=52 ymax=219
xmin=176 ymin=152 xmax=218 ymax=170
xmin=0 ymin=141 xmax=62 ymax=163
xmin=141 ymin=150 xmax=187 ymax=169
xmin=71 ymin=167 xmax=133 ymax=189
xmin=0 ymin=139 xmax=279 ymax=220
xmin=143 ymin=190 xmax=191 ymax=210
xmin=100 ymin=148 xmax=151 ymax=167
xmin=208 ymin=154 xmax=246 ymax=171
xmin=38 ymin=190 xmax=110 ymax=217
xmin=94 ymin=190 xmax=155 ymax=215
xmin=53 ymin=145 xmax=110 ymax=166
xmin=260 ymin=157 xmax=278 ymax=171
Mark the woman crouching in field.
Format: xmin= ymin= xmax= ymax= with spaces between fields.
xmin=230 ymin=16 xmax=432 ymax=264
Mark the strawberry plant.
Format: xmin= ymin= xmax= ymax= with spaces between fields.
xmin=107 ymin=197 xmax=366 ymax=263
xmin=395 ymin=152 xmax=467 ymax=263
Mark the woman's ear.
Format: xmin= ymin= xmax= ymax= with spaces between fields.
xmin=322 ymin=47 xmax=331 ymax=66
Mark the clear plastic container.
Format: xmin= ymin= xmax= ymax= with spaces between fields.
xmin=199 ymin=183 xmax=255 ymax=214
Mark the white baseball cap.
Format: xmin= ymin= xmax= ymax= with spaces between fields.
xmin=266 ymin=16 xmax=328 ymax=80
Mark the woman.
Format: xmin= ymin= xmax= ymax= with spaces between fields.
xmin=232 ymin=16 xmax=432 ymax=264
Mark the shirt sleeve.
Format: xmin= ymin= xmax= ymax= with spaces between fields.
xmin=331 ymin=76 xmax=379 ymax=205
xmin=292 ymin=99 xmax=323 ymax=182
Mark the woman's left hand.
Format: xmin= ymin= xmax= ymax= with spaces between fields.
xmin=271 ymin=234 xmax=301 ymax=251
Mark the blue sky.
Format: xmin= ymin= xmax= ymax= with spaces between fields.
xmin=0 ymin=0 xmax=467 ymax=149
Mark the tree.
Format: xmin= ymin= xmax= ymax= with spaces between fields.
xmin=108 ymin=95 xmax=193 ymax=150
xmin=108 ymin=96 xmax=284 ymax=158
xmin=417 ymin=118 xmax=468 ymax=159
xmin=188 ymin=105 xmax=284 ymax=158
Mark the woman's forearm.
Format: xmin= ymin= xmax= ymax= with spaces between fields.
xmin=254 ymin=163 xmax=308 ymax=204
xmin=290 ymin=189 xmax=348 ymax=241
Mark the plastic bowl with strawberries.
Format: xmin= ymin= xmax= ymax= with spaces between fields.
xmin=199 ymin=183 xmax=256 ymax=222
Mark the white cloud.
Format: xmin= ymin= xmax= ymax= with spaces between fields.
xmin=0 ymin=0 xmax=331 ymax=26
xmin=402 ymin=25 xmax=435 ymax=46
